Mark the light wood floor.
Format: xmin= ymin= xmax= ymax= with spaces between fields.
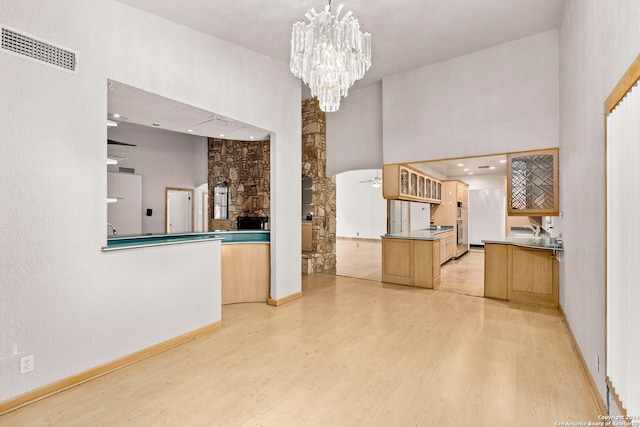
xmin=437 ymin=248 xmax=485 ymax=297
xmin=335 ymin=238 xmax=382 ymax=282
xmin=336 ymin=239 xmax=485 ymax=298
xmin=0 ymin=274 xmax=600 ymax=426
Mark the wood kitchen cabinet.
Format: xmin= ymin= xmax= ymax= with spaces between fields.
xmin=439 ymin=231 xmax=454 ymax=265
xmin=509 ymin=246 xmax=559 ymax=307
xmin=383 ymin=164 xmax=442 ymax=204
xmin=382 ymin=237 xmax=440 ymax=288
xmin=484 ymin=243 xmax=508 ymax=300
xmin=301 ymin=221 xmax=312 ymax=251
xmin=484 ymin=243 xmax=559 ymax=308
xmin=431 ymin=180 xmax=469 ymax=258
xmin=507 ymin=148 xmax=559 ymax=216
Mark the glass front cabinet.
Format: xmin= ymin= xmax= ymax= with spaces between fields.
xmin=382 ymin=164 xmax=442 ymax=204
xmin=507 ymin=148 xmax=559 ymax=216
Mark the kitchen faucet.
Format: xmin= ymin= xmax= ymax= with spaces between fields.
xmin=107 ymin=223 xmax=118 ymax=236
xmin=525 ymin=224 xmax=540 ymax=237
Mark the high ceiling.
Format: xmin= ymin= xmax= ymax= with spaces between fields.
xmin=116 ymin=0 xmax=565 ymax=91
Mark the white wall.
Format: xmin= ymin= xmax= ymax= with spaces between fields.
xmin=0 ymin=0 xmax=300 ymax=402
xmin=559 ymin=0 xmax=640 ymax=406
xmin=108 ymin=122 xmax=206 ymax=234
xmin=382 ymin=30 xmax=559 ymax=164
xmin=336 ymin=169 xmax=387 ymax=239
xmin=327 ymin=84 xmax=383 ymax=176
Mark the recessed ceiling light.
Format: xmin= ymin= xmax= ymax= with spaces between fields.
xmin=463 ymin=168 xmax=469 ymax=172
xmin=249 ymin=136 xmax=255 ymax=139
xmin=457 ymin=163 xmax=464 ymax=167
xmin=152 ymin=123 xmax=160 ymax=127
xmin=468 ymin=172 xmax=474 ymax=175
xmin=187 ymin=129 xmax=194 ymax=133
xmin=490 ymin=166 xmax=496 ymax=170
xmin=219 ymin=134 xmax=225 ymax=137
xmin=499 ymin=159 xmax=507 ymax=163
xmin=113 ymin=113 xmax=121 ymax=118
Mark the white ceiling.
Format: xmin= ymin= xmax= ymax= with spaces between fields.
xmin=107 ymin=1 xmax=565 ymax=143
xmin=412 ymin=154 xmax=507 ymax=179
xmin=107 ymin=80 xmax=271 ymax=140
xmin=115 ymin=0 xmax=565 ymax=91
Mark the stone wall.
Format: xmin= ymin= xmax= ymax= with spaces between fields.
xmin=302 ymin=98 xmax=336 ymax=272
xmin=208 ymin=138 xmax=270 ymax=230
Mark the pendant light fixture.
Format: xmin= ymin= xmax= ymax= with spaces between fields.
xmin=290 ymin=1 xmax=372 ymax=112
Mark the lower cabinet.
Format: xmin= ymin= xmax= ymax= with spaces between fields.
xmin=439 ymin=231 xmax=454 ymax=265
xmin=382 ymin=238 xmax=440 ymax=288
xmin=484 ymin=243 xmax=559 ymax=308
xmin=301 ymin=221 xmax=312 ymax=252
xmin=484 ymin=244 xmax=508 ymax=300
xmin=221 ymin=243 xmax=270 ymax=304
xmin=509 ymin=246 xmax=558 ymax=307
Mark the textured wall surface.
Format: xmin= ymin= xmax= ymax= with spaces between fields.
xmin=0 ymin=0 xmax=300 ymax=403
xmin=326 ymin=84 xmax=383 ymax=177
xmin=559 ymin=0 xmax=640 ymax=406
xmin=302 ymin=99 xmax=336 ymax=272
xmin=382 ymin=30 xmax=559 ymax=164
xmin=208 ymin=138 xmax=270 ymax=230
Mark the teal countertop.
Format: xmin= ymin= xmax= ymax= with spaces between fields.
xmin=482 ymin=228 xmax=563 ymax=251
xmin=382 ymin=226 xmax=455 ymax=241
xmin=103 ymin=230 xmax=270 ymax=251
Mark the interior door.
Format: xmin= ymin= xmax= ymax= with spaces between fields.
xmin=166 ymin=188 xmax=194 ymax=233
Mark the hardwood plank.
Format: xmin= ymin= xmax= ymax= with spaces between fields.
xmin=0 ymin=275 xmax=600 ymax=426
xmin=438 ymin=248 xmax=484 ymax=297
xmin=0 ymin=321 xmax=222 ymax=416
xmin=335 ymin=238 xmax=382 ymax=282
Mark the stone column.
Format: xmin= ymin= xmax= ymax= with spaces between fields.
xmin=302 ymin=98 xmax=336 ymax=272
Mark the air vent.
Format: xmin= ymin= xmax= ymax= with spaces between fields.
xmin=1 ymin=26 xmax=78 ymax=73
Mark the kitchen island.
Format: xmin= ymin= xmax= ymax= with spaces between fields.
xmin=381 ymin=227 xmax=454 ymax=288
xmin=483 ymin=229 xmax=563 ymax=308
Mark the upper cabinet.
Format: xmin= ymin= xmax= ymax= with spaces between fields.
xmin=507 ymin=148 xmax=559 ymax=216
xmin=383 ymin=164 xmax=442 ymax=204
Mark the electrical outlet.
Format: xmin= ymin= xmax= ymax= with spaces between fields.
xmin=20 ymin=354 xmax=34 ymax=374
xmin=596 ymin=353 xmax=599 ymax=372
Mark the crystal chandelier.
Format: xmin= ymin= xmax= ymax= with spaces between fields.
xmin=290 ymin=1 xmax=372 ymax=112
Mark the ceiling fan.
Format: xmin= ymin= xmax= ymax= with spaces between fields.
xmin=359 ymin=170 xmax=382 ymax=188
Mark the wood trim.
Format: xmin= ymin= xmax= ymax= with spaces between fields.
xmin=165 ymin=187 xmax=195 ymax=233
xmin=605 ymin=54 xmax=640 ymax=113
xmin=606 ymin=377 xmax=628 ymax=417
xmin=267 ymin=291 xmax=303 ymax=307
xmin=0 ymin=321 xmax=223 ymax=416
xmin=382 ymin=147 xmax=559 ymax=168
xmin=558 ymin=306 xmax=607 ymax=415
